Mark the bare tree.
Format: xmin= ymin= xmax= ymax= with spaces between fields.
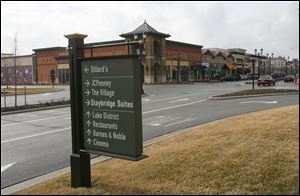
xmin=13 ymin=32 xmax=18 ymax=107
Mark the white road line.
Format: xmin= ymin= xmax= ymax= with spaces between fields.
xmin=1 ymin=162 xmax=15 ymax=173
xmin=240 ymin=100 xmax=277 ymax=104
xmin=143 ymin=116 xmax=164 ymax=121
xmin=1 ymin=127 xmax=71 ymax=144
xmin=143 ymin=93 xmax=199 ymax=104
xmin=143 ymin=99 xmax=207 ymax=114
xmin=1 ymin=114 xmax=70 ymax=127
xmin=164 ymin=118 xmax=198 ymax=127
xmin=147 ymin=117 xmax=182 ymax=127
xmin=169 ymin=98 xmax=189 ymax=103
xmin=146 ymin=116 xmax=173 ymax=126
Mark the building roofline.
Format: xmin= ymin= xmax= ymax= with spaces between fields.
xmin=33 ymin=47 xmax=66 ymax=52
xmin=166 ymin=40 xmax=203 ymax=49
xmin=85 ymin=39 xmax=125 ymax=47
xmin=1 ymin=54 xmax=32 ymax=59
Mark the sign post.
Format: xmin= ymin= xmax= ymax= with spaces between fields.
xmin=65 ymin=34 xmax=91 ymax=188
xmin=65 ymin=33 xmax=146 ymax=188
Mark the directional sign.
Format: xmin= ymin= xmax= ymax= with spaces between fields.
xmin=81 ymin=56 xmax=142 ymax=159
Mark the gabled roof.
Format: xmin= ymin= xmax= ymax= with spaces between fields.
xmin=120 ymin=21 xmax=170 ymax=38
xmin=202 ymin=48 xmax=231 ymax=58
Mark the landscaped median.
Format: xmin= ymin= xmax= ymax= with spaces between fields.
xmin=210 ymin=89 xmax=299 ymax=100
xmin=14 ymin=105 xmax=299 ymax=195
xmin=1 ymin=87 xmax=64 ymax=96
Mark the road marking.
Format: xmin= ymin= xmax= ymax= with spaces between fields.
xmin=143 ymin=116 xmax=164 ymax=121
xmin=240 ymin=100 xmax=278 ymax=104
xmin=147 ymin=117 xmax=182 ymax=127
xmin=164 ymin=118 xmax=198 ymax=127
xmin=143 ymin=93 xmax=199 ymax=104
xmin=1 ymin=162 xmax=15 ymax=173
xmin=1 ymin=114 xmax=70 ymax=127
xmin=142 ymin=98 xmax=151 ymax=101
xmin=1 ymin=127 xmax=71 ymax=144
xmin=43 ymin=93 xmax=52 ymax=96
xmin=143 ymin=99 xmax=207 ymax=114
xmin=169 ymin=98 xmax=189 ymax=103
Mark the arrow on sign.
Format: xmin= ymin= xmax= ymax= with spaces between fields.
xmin=85 ymin=80 xmax=90 ymax=87
xmin=85 ymin=89 xmax=90 ymax=96
xmin=86 ymin=111 xmax=91 ymax=118
xmin=87 ymin=129 xmax=92 ymax=136
xmin=85 ymin=99 xmax=90 ymax=106
xmin=86 ymin=120 xmax=91 ymax=127
xmin=84 ymin=67 xmax=90 ymax=73
xmin=87 ymin=138 xmax=92 ymax=145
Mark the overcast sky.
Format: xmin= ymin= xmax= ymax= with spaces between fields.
xmin=1 ymin=1 xmax=299 ymax=59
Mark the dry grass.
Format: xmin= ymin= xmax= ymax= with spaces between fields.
xmin=15 ymin=105 xmax=299 ymax=195
xmin=1 ymin=87 xmax=64 ymax=95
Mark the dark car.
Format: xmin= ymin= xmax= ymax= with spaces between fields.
xmin=257 ymin=75 xmax=276 ymax=86
xmin=271 ymin=72 xmax=286 ymax=80
xmin=246 ymin=73 xmax=259 ymax=80
xmin=284 ymin=75 xmax=295 ymax=82
xmin=220 ymin=74 xmax=241 ymax=81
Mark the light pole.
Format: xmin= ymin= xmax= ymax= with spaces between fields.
xmin=260 ymin=48 xmax=264 ymax=75
xmin=271 ymin=53 xmax=274 ymax=73
xmin=284 ymin=56 xmax=289 ymax=75
xmin=134 ymin=33 xmax=147 ymax=94
xmin=254 ymin=48 xmax=258 ymax=77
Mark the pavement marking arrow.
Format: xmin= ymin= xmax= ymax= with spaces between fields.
xmin=84 ymin=67 xmax=90 ymax=73
xmin=240 ymin=100 xmax=278 ymax=104
xmin=1 ymin=162 xmax=15 ymax=173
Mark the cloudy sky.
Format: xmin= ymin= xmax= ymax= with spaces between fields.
xmin=1 ymin=1 xmax=299 ymax=59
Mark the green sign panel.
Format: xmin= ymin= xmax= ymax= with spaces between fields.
xmin=81 ymin=56 xmax=142 ymax=158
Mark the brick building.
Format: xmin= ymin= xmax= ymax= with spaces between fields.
xmin=33 ymin=21 xmax=203 ymax=84
xmin=1 ymin=54 xmax=34 ymax=85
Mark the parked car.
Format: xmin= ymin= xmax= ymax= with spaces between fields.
xmin=257 ymin=75 xmax=276 ymax=86
xmin=271 ymin=72 xmax=286 ymax=80
xmin=220 ymin=74 xmax=241 ymax=81
xmin=246 ymin=73 xmax=259 ymax=80
xmin=284 ymin=75 xmax=295 ymax=82
xmin=240 ymin=74 xmax=248 ymax=80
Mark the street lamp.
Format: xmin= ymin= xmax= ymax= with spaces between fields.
xmin=174 ymin=53 xmax=181 ymax=84
xmin=134 ymin=33 xmax=147 ymax=94
xmin=271 ymin=53 xmax=274 ymax=73
xmin=286 ymin=56 xmax=289 ymax=75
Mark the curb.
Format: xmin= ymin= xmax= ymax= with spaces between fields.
xmin=209 ymin=92 xmax=299 ymax=100
xmin=1 ymin=104 xmax=70 ymax=116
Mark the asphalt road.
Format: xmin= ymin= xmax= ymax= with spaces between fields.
xmin=1 ymin=82 xmax=299 ymax=189
xmin=1 ymin=81 xmax=298 ymax=108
